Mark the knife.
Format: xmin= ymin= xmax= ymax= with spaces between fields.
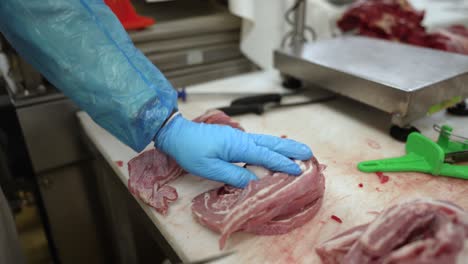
xmin=445 ymin=150 xmax=468 ymax=164
xmin=180 ymin=251 xmax=235 ymax=264
xmin=217 ymin=94 xmax=337 ymax=116
xmin=229 ymin=92 xmax=300 ymax=106
xmin=176 ymin=87 xmax=300 ymax=102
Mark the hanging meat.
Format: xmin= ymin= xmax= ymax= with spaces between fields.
xmin=338 ymin=0 xmax=468 ymax=55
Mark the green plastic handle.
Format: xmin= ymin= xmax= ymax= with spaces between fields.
xmin=439 ymin=164 xmax=468 ymax=180
xmin=358 ymin=153 xmax=431 ymax=173
xmin=357 ymin=131 xmax=468 ymax=179
xmin=405 ymin=133 xmax=445 ymax=174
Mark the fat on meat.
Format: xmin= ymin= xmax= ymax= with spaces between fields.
xmin=338 ymin=0 xmax=468 ymax=55
xmin=127 ymin=110 xmax=244 ymax=215
xmin=316 ymin=199 xmax=468 ymax=264
xmin=191 ymin=158 xmax=326 ymax=249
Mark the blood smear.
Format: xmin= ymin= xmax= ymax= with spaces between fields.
xmin=331 ymin=215 xmax=343 ymax=223
xmin=280 ymin=135 xmax=288 ymax=138
xmin=116 ymin=160 xmax=124 ymax=167
xmin=358 ymin=183 xmax=364 ymax=188
xmin=440 ymin=207 xmax=456 ymax=215
xmin=366 ymin=139 xmax=381 ymax=150
xmin=376 ymin=172 xmax=390 ymax=184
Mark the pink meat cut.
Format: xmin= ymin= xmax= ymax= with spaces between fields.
xmin=191 ymin=158 xmax=326 ymax=249
xmin=338 ymin=0 xmax=468 ymax=55
xmin=316 ymin=199 xmax=468 ymax=264
xmin=127 ymin=110 xmax=244 ymax=215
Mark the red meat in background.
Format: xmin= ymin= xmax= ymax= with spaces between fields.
xmin=338 ymin=0 xmax=468 ymax=55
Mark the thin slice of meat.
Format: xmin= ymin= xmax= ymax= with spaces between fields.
xmin=192 ymin=158 xmax=326 ymax=249
xmin=127 ymin=148 xmax=184 ymax=215
xmin=316 ymin=199 xmax=468 ymax=264
xmin=127 ymin=110 xmax=244 ymax=215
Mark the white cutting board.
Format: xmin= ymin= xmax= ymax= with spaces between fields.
xmin=77 ymin=72 xmax=468 ymax=263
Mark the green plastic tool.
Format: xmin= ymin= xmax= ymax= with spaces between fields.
xmin=358 ymin=125 xmax=468 ymax=179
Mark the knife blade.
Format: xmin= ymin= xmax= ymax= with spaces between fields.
xmin=180 ymin=251 xmax=235 ymax=264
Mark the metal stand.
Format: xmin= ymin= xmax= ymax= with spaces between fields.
xmin=281 ymin=0 xmax=315 ymax=51
xmin=389 ymin=125 xmax=420 ymax=142
xmin=448 ymin=101 xmax=468 ymax=116
xmin=281 ymin=74 xmax=303 ymax=90
xmin=281 ymin=0 xmax=307 ymax=90
xmin=274 ymin=37 xmax=468 ymax=129
xmin=275 ymin=1 xmax=468 ymax=135
xmin=291 ymin=0 xmax=307 ymax=50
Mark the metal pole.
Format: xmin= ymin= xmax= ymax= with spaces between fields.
xmin=292 ymin=0 xmax=306 ymax=50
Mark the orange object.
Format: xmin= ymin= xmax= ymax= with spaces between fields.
xmin=104 ymin=0 xmax=155 ymax=30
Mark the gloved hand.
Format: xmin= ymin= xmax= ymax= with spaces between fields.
xmin=155 ymin=114 xmax=313 ymax=188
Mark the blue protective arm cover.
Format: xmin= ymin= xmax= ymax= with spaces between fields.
xmin=0 ymin=0 xmax=177 ymax=152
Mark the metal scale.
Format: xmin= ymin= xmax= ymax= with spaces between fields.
xmin=274 ymin=0 xmax=468 ymax=140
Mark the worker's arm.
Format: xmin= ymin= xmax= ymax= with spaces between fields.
xmin=0 ymin=0 xmax=313 ymax=188
xmin=0 ymin=0 xmax=176 ymax=152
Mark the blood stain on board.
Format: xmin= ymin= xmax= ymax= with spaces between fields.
xmin=366 ymin=139 xmax=381 ymax=149
xmin=271 ymin=240 xmax=296 ymax=263
xmin=448 ymin=184 xmax=454 ymax=192
xmin=358 ymin=183 xmax=364 ymax=188
xmin=115 ymin=160 xmax=124 ymax=167
xmin=284 ymin=253 xmax=296 ymax=263
xmin=331 ymin=215 xmax=343 ymax=223
xmin=367 ymin=211 xmax=380 ymax=215
xmin=376 ymin=172 xmax=390 ymax=184
xmin=280 ymin=135 xmax=288 ymax=138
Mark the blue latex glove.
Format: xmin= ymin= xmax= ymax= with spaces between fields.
xmin=155 ymin=114 xmax=313 ymax=188
xmin=0 ymin=0 xmax=176 ymax=152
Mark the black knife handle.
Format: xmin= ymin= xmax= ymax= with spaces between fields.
xmin=445 ymin=150 xmax=468 ymax=163
xmin=230 ymin=94 xmax=282 ymax=106
xmin=217 ymin=104 xmax=264 ymax=116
